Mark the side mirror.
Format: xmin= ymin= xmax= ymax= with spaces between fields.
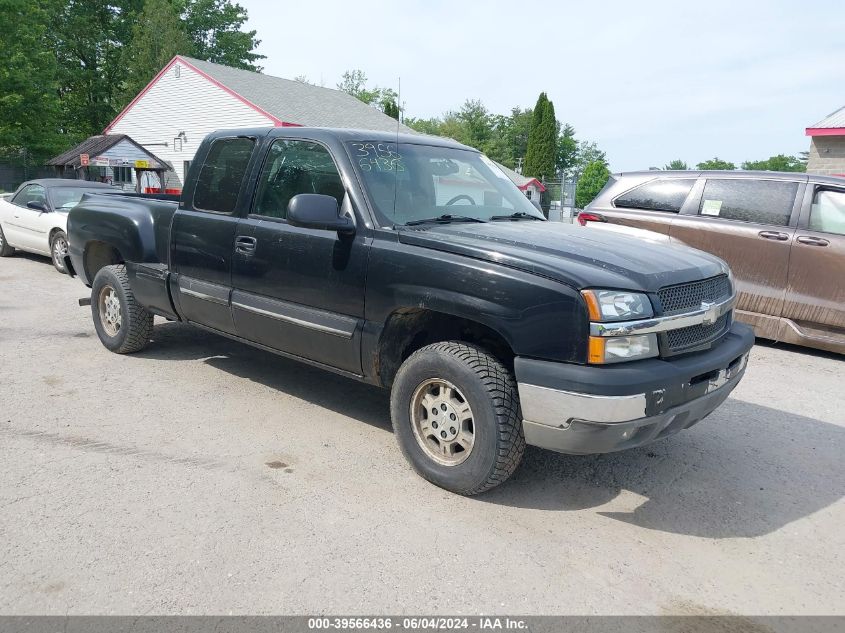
xmin=27 ymin=201 xmax=49 ymax=213
xmin=287 ymin=194 xmax=354 ymax=233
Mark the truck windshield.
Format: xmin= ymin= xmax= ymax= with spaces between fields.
xmin=347 ymin=142 xmax=544 ymax=226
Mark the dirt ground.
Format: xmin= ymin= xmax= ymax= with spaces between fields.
xmin=1 ymin=253 xmax=843 ymax=615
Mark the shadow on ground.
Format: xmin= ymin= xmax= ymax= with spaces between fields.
xmin=138 ymin=321 xmax=845 ymax=539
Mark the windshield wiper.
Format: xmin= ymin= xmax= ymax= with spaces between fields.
xmin=489 ymin=212 xmax=545 ymax=221
xmin=404 ymin=214 xmax=488 ymax=226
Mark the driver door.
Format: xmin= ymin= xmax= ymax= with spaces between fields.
xmin=231 ymin=138 xmax=369 ymax=373
xmin=6 ymin=184 xmax=50 ymax=254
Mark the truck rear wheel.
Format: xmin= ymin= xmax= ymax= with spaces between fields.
xmin=390 ymin=341 xmax=525 ymax=495
xmin=91 ymin=264 xmax=153 ymax=354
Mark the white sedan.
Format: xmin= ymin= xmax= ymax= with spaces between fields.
xmin=0 ymin=179 xmax=112 ymax=273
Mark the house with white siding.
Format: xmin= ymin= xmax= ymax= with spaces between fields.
xmin=104 ymin=55 xmax=412 ymax=189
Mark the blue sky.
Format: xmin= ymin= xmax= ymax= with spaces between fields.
xmin=240 ymin=0 xmax=845 ymax=172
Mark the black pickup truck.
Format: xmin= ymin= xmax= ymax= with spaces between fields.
xmin=65 ymin=127 xmax=754 ymax=495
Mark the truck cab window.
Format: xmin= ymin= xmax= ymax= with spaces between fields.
xmin=193 ymin=137 xmax=255 ymax=214
xmin=253 ymin=140 xmax=344 ymax=220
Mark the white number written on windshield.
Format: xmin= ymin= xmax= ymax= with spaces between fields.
xmin=351 ymin=142 xmax=405 ymax=172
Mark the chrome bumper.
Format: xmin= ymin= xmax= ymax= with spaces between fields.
xmin=518 ymin=351 xmax=749 ymax=455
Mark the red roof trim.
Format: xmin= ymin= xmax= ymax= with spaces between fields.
xmin=517 ymin=178 xmax=546 ymax=192
xmin=104 ymin=55 xmax=300 ymax=133
xmin=806 ymin=127 xmax=845 ymax=137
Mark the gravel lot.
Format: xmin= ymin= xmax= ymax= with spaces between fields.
xmin=1 ymin=253 xmax=843 ymax=616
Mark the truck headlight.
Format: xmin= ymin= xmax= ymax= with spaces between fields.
xmin=581 ymin=289 xmax=654 ymax=321
xmin=582 ymin=289 xmax=658 ymax=364
xmin=588 ymin=334 xmax=659 ymax=364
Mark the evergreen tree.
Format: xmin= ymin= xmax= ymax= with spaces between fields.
xmin=575 ymin=160 xmax=611 ymax=208
xmin=523 ymin=93 xmax=557 ymax=181
xmin=665 ymin=159 xmax=689 ymax=170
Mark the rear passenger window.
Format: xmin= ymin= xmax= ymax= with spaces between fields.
xmin=193 ymin=137 xmax=255 ymax=213
xmin=614 ymin=179 xmax=695 ymax=212
xmin=810 ymin=189 xmax=845 ymax=236
xmin=253 ymin=140 xmax=344 ymax=220
xmin=699 ymin=179 xmax=797 ymax=226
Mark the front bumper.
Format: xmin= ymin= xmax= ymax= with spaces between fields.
xmin=515 ymin=322 xmax=754 ymax=455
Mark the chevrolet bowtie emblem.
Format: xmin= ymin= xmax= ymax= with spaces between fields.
xmin=700 ymin=301 xmax=718 ymax=325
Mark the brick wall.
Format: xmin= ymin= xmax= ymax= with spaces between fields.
xmin=807 ymin=136 xmax=845 ymax=176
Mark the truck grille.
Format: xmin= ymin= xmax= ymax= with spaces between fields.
xmin=666 ymin=313 xmax=730 ymax=353
xmin=658 ymin=274 xmax=732 ymax=354
xmin=658 ymin=274 xmax=731 ymax=315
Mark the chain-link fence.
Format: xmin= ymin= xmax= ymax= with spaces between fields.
xmin=0 ymin=148 xmax=54 ymax=193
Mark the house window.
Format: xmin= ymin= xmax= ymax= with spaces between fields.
xmin=525 ymin=189 xmax=532 ymax=200
xmin=112 ymin=166 xmax=133 ymax=184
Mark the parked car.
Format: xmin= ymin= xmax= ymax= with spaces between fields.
xmin=582 ymin=171 xmax=845 ymax=355
xmin=64 ymin=128 xmax=753 ymax=495
xmin=0 ymin=179 xmax=113 ymax=272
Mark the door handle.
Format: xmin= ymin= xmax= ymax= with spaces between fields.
xmin=758 ymin=230 xmax=790 ymax=241
xmin=235 ymin=235 xmax=257 ymax=254
xmin=796 ymin=235 xmax=830 ymax=247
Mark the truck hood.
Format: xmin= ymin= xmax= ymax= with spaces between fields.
xmin=397 ymin=221 xmax=727 ymax=292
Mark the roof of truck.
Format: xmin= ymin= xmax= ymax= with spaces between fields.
xmin=207 ymin=126 xmax=476 ymax=151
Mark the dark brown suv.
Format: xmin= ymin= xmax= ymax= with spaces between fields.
xmin=582 ymin=171 xmax=845 ymax=354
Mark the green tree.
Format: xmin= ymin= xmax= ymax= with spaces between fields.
xmin=180 ymin=0 xmax=264 ymax=70
xmin=575 ymin=160 xmax=611 ymax=208
xmin=557 ymin=123 xmax=578 ymax=174
xmin=0 ymin=0 xmax=64 ymax=162
xmin=337 ymin=69 xmax=399 ymax=117
xmin=524 ymin=93 xmax=557 ymax=181
xmin=51 ymin=0 xmax=140 ymax=139
xmin=571 ymin=141 xmax=607 ymax=179
xmin=696 ymin=157 xmax=736 ymax=170
xmin=405 ymin=116 xmax=443 ymax=136
xmin=382 ymin=98 xmax=400 ymax=120
xmin=665 ymin=159 xmax=689 ymax=170
xmin=121 ymin=0 xmax=194 ymax=101
xmin=741 ymin=154 xmax=806 ymax=172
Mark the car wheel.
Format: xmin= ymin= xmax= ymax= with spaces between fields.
xmin=50 ymin=231 xmax=68 ymax=273
xmin=0 ymin=225 xmax=14 ymax=257
xmin=91 ymin=264 xmax=153 ymax=354
xmin=390 ymin=341 xmax=525 ymax=495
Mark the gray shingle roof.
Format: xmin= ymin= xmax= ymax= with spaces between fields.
xmin=47 ymin=134 xmax=168 ymax=168
xmin=182 ymin=57 xmax=413 ymax=134
xmin=810 ymin=105 xmax=845 ymax=129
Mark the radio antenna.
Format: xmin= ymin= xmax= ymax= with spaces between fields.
xmin=392 ymin=76 xmax=401 ymax=223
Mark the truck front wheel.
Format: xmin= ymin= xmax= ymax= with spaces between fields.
xmin=91 ymin=264 xmax=153 ymax=354
xmin=390 ymin=342 xmax=525 ymax=495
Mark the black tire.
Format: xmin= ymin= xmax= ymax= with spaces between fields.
xmin=50 ymin=230 xmax=68 ymax=273
xmin=390 ymin=341 xmax=525 ymax=495
xmin=90 ymin=264 xmax=153 ymax=354
xmin=0 ymin=225 xmax=14 ymax=257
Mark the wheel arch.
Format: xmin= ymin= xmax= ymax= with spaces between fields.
xmin=375 ymin=307 xmax=516 ymax=388
xmin=84 ymin=241 xmax=125 ymax=283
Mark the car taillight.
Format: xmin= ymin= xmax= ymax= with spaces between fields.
xmin=577 ymin=212 xmax=607 ymax=226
